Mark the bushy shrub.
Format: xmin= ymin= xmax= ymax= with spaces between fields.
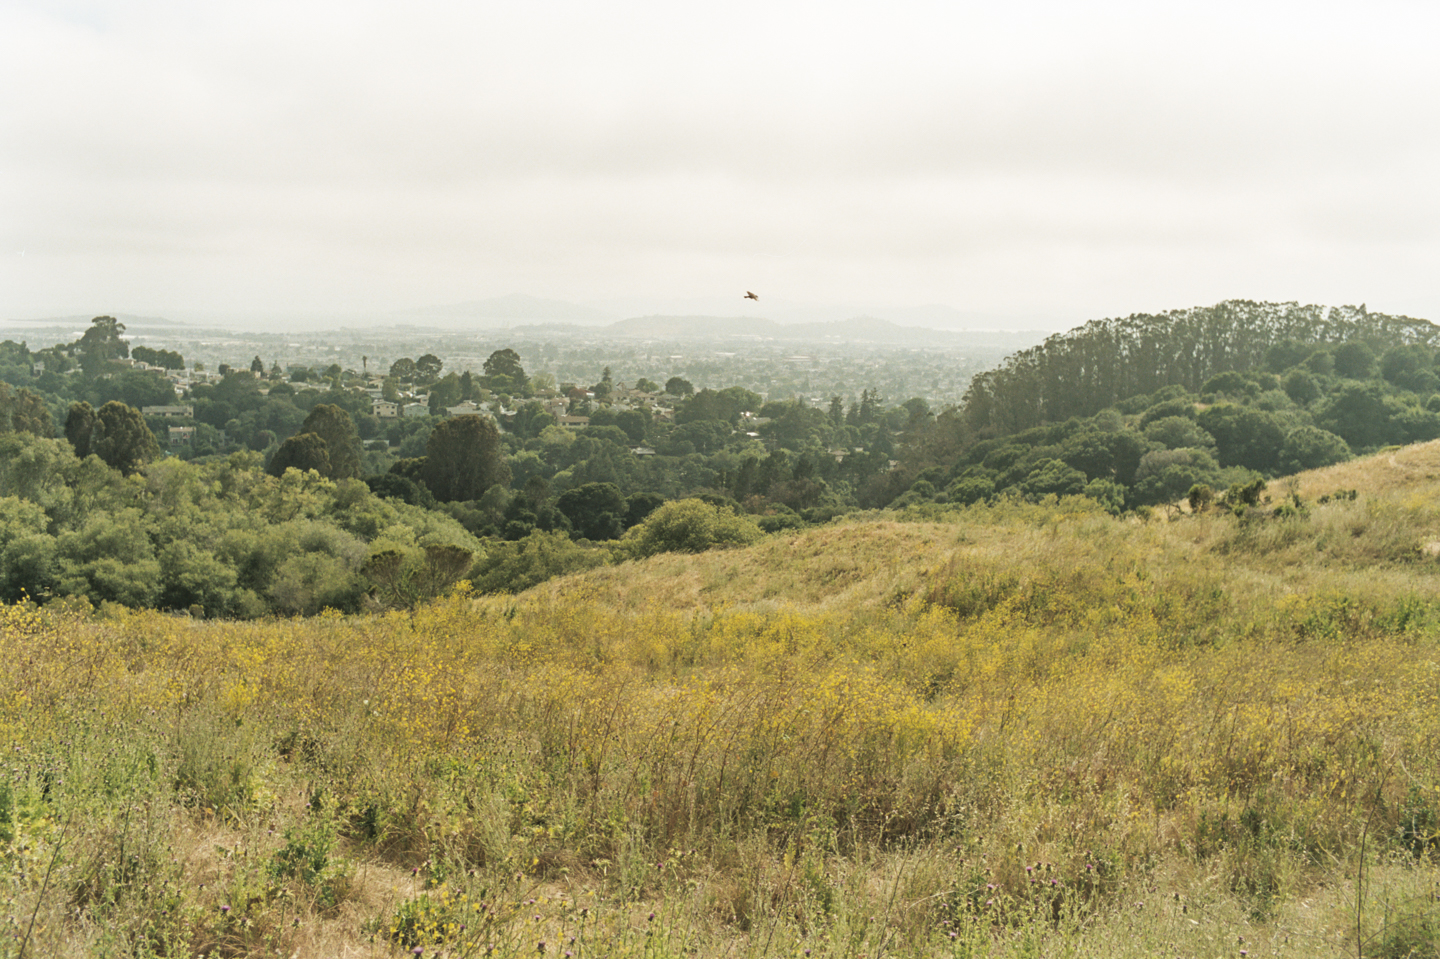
xmin=623 ymin=498 xmax=763 ymax=558
xmin=468 ymin=529 xmax=607 ymax=594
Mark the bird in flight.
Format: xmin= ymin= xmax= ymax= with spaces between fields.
xmin=744 ymin=291 xmax=758 ymax=301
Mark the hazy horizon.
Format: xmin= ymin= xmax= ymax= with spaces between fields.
xmin=0 ymin=292 xmax=1066 ymax=337
xmin=4 ymin=1 xmax=1438 ymax=329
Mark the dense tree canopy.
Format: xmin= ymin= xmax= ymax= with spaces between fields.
xmin=75 ymin=316 xmax=129 ymax=375
xmin=90 ymin=401 xmax=160 ymax=475
xmin=482 ymin=348 xmax=528 ymax=394
xmin=131 ymin=345 xmax=185 ymax=370
xmin=267 ymin=432 xmax=332 ymax=478
xmin=298 ymin=404 xmax=363 ymax=480
xmin=956 ymin=301 xmax=1436 ymax=438
xmin=0 ymin=383 xmax=52 ymax=437
xmin=421 ymin=415 xmax=510 ymax=502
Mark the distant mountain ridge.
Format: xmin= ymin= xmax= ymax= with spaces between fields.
xmin=390 ymin=294 xmax=618 ymax=326
xmin=5 ymin=294 xmax=1056 ymax=338
xmin=605 ymin=313 xmax=973 ymax=345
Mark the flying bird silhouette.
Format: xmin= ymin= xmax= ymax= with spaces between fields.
xmin=744 ymin=291 xmax=758 ymax=301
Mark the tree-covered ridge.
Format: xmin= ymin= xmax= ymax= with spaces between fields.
xmin=959 ymin=300 xmax=1437 ymax=437
xmin=880 ymin=300 xmax=1440 ymax=514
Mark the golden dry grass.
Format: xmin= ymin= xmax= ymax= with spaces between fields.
xmin=4 ymin=443 xmax=1440 ymax=957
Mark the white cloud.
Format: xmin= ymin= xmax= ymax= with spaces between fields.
xmin=3 ymin=0 xmax=1439 ymax=323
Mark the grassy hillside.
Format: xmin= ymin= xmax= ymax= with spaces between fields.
xmin=3 ymin=445 xmax=1440 ymax=958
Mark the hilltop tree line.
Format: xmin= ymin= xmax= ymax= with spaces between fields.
xmin=887 ymin=300 xmax=1440 ymax=512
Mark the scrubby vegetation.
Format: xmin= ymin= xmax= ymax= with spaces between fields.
xmin=13 ymin=301 xmax=1440 ymax=612
xmin=4 ymin=442 xmax=1440 ymax=957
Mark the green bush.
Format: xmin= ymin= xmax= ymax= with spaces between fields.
xmin=623 ymin=498 xmax=763 ymax=558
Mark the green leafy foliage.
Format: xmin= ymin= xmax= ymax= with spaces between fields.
xmin=91 ymin=401 xmax=161 ymax=475
xmin=267 ymin=431 xmax=332 ymax=478
xmin=0 ymin=382 xmax=53 ymax=437
xmin=467 ymin=529 xmax=606 ymax=593
xmin=298 ymin=403 xmax=363 ymax=480
xmin=421 ymin=415 xmax=510 ymax=502
xmin=623 ymin=498 xmax=763 ymax=558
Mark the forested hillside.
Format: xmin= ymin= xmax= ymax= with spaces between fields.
xmin=891 ymin=299 xmax=1440 ymax=511
xmin=957 ymin=300 xmax=1436 ymax=435
xmin=4 ymin=301 xmax=1440 ymax=615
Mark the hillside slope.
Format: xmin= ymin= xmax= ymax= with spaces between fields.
xmin=6 ymin=441 xmax=1440 ymax=959
xmin=511 ymin=438 xmax=1440 ymax=630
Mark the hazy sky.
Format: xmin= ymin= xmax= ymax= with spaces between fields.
xmin=3 ymin=0 xmax=1438 ymax=328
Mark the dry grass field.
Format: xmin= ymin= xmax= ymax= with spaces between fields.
xmin=3 ymin=446 xmax=1440 ymax=957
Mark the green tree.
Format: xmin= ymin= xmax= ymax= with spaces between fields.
xmin=250 ymin=355 xmax=265 ymax=374
xmin=91 ymin=401 xmax=160 ymax=475
xmin=624 ymin=491 xmax=665 ymax=528
xmin=677 ymin=387 xmax=759 ymax=426
xmin=1332 ymin=341 xmax=1376 ymax=379
xmin=55 ymin=508 xmax=161 ymax=607
xmin=421 ymin=415 xmax=510 ymax=502
xmin=1381 ymin=345 xmax=1439 ymax=392
xmin=1143 ymin=416 xmax=1216 ymax=451
xmin=614 ymin=409 xmax=651 ymax=444
xmin=665 ymin=376 xmax=695 ymax=397
xmin=415 ymin=354 xmax=443 ymax=381
xmin=362 ymin=543 xmax=475 ymax=609
xmin=555 ymin=482 xmax=627 ymax=541
xmin=0 ymin=495 xmax=58 ymax=601
xmin=1017 ymin=459 xmax=1088 ymax=500
xmin=427 ymin=373 xmax=463 ymax=415
xmin=390 ymin=357 xmax=417 ymax=380
xmin=0 ymin=383 xmax=53 ymax=437
xmin=1316 ymin=384 xmax=1397 ymax=448
xmin=1279 ymin=426 xmax=1351 ymax=473
xmin=1131 ymin=448 xmax=1223 ymax=506
xmin=482 ymin=348 xmax=528 ymax=394
xmin=64 ymin=402 xmax=97 ymax=459
xmin=93 ymin=368 xmax=177 ymax=409
xmin=267 ymin=432 xmax=332 ymax=477
xmin=298 ymin=404 xmax=362 ymax=480
xmin=759 ymin=402 xmax=829 ymax=451
xmin=1196 ymin=405 xmax=1285 ymax=473
xmin=75 ymin=316 xmax=129 ymax=375
xmin=131 ymin=345 xmax=186 ymax=370
xmin=1282 ymin=369 xmax=1322 ymax=406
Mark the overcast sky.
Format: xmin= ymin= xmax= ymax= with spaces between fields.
xmin=3 ymin=0 xmax=1438 ymax=329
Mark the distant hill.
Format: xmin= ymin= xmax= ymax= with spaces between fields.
xmin=391 ymin=294 xmax=618 ymax=327
xmin=603 ymin=314 xmax=1025 ymax=347
xmin=0 ymin=313 xmax=185 ymax=332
